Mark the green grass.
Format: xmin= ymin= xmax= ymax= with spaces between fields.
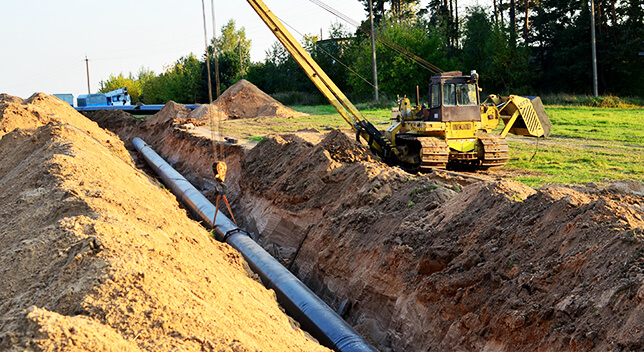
xmin=213 ymin=103 xmax=644 ymax=187
xmin=546 ymin=106 xmax=644 ymax=145
xmin=506 ymin=139 xmax=644 ymax=186
xmin=219 ymin=105 xmax=391 ymax=138
xmin=502 ymin=106 xmax=644 ymax=186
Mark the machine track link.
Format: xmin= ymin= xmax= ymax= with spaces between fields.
xmin=478 ymin=135 xmax=509 ymax=169
xmin=418 ymin=137 xmax=450 ymax=170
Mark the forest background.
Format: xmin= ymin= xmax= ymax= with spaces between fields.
xmin=98 ymin=0 xmax=644 ymax=105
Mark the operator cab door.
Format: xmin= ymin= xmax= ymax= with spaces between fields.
xmin=428 ymin=83 xmax=441 ymax=121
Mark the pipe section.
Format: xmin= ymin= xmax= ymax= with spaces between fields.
xmin=132 ymin=137 xmax=377 ymax=352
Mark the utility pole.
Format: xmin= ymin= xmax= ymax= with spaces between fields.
xmin=369 ymin=0 xmax=379 ymax=102
xmin=590 ymin=0 xmax=598 ymax=97
xmin=211 ymin=0 xmax=221 ymax=98
xmin=84 ymin=56 xmax=91 ymax=94
xmin=201 ymin=0 xmax=213 ymax=103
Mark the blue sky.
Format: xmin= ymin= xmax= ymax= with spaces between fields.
xmin=0 ymin=0 xmax=367 ymax=99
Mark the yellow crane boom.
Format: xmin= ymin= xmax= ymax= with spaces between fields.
xmin=246 ymin=0 xmax=401 ymax=160
xmin=246 ymin=0 xmax=362 ymax=128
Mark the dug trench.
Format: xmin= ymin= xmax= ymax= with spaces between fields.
xmin=84 ymin=100 xmax=644 ymax=352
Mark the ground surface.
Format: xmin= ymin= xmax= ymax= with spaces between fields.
xmin=235 ymin=130 xmax=644 ymax=351
xmin=3 ymin=83 xmax=644 ymax=352
xmin=0 ymin=93 xmax=328 ymax=351
xmin=200 ymin=103 xmax=644 ymax=187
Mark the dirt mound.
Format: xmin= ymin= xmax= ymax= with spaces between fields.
xmin=257 ymin=101 xmax=300 ymax=118
xmin=82 ymin=109 xmax=141 ymax=130
xmin=144 ymin=101 xmax=191 ymax=127
xmin=214 ymin=79 xmax=306 ymax=119
xmin=241 ymin=129 xmax=383 ymax=212
xmin=0 ymin=93 xmax=23 ymax=104
xmin=0 ymin=93 xmax=130 ymax=162
xmin=236 ymin=131 xmax=644 ymax=351
xmin=188 ymin=104 xmax=226 ymax=126
xmin=0 ymin=94 xmax=329 ymax=351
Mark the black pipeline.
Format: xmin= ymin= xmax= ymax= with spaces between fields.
xmin=132 ymin=137 xmax=377 ymax=352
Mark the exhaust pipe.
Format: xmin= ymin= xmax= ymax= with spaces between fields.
xmin=132 ymin=137 xmax=377 ymax=352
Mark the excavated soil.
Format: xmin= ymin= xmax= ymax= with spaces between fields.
xmin=235 ymin=131 xmax=644 ymax=352
xmin=188 ymin=104 xmax=227 ymax=126
xmin=87 ymin=99 xmax=644 ymax=351
xmin=212 ymin=80 xmax=306 ymax=119
xmin=12 ymin=88 xmax=644 ymax=352
xmin=0 ymin=93 xmax=329 ymax=352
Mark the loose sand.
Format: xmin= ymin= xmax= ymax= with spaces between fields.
xmin=0 ymin=93 xmax=329 ymax=351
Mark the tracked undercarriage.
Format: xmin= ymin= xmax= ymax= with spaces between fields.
xmin=245 ymin=0 xmax=550 ymax=175
xmin=397 ymin=133 xmax=510 ymax=171
xmin=477 ymin=134 xmax=509 ymax=169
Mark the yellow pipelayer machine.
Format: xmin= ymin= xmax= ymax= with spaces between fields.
xmin=246 ymin=0 xmax=551 ymax=171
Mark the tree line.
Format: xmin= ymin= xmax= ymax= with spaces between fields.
xmin=100 ymin=0 xmax=644 ymax=105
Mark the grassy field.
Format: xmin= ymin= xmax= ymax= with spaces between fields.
xmin=505 ymin=106 xmax=644 ymax=186
xmin=213 ymin=104 xmax=644 ymax=187
xmin=217 ymin=104 xmax=392 ymax=141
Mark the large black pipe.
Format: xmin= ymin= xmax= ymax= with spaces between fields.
xmin=132 ymin=137 xmax=377 ymax=352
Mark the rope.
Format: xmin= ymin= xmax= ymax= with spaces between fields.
xmin=529 ymin=136 xmax=540 ymax=162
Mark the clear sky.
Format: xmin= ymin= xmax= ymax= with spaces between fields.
xmin=0 ymin=0 xmax=369 ymax=100
xmin=1 ymin=0 xmax=483 ymax=100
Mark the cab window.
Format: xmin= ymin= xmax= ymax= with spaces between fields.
xmin=457 ymin=83 xmax=478 ymax=106
xmin=430 ymin=84 xmax=440 ymax=108
xmin=442 ymin=83 xmax=456 ymax=106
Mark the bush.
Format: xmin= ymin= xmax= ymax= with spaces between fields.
xmin=540 ymin=93 xmax=644 ymax=108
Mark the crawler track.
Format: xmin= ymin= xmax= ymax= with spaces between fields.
xmin=478 ymin=134 xmax=509 ymax=169
xmin=418 ymin=137 xmax=450 ymax=170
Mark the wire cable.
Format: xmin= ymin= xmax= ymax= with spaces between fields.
xmin=308 ymin=0 xmax=444 ymax=74
xmin=276 ymin=16 xmax=396 ymax=101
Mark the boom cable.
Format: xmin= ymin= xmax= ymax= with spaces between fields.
xmin=277 ymin=17 xmax=376 ymax=90
xmin=277 ymin=15 xmax=398 ymax=101
xmin=307 ymin=0 xmax=444 ymax=74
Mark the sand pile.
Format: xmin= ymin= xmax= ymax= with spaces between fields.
xmin=0 ymin=93 xmax=329 ymax=351
xmin=0 ymin=93 xmax=23 ymax=104
xmin=236 ymin=130 xmax=644 ymax=351
xmin=144 ymin=101 xmax=191 ymax=127
xmin=213 ymin=79 xmax=306 ymax=119
xmin=188 ymin=104 xmax=226 ymax=126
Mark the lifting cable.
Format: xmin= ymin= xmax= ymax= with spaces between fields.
xmin=307 ymin=0 xmax=444 ymax=75
xmin=211 ymin=0 xmax=224 ymax=161
xmin=529 ymin=136 xmax=540 ymax=162
xmin=208 ymin=0 xmax=235 ymax=226
xmin=277 ymin=17 xmax=376 ymax=91
xmin=278 ymin=15 xmax=399 ymax=102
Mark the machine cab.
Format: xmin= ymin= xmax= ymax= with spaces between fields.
xmin=427 ymin=71 xmax=481 ymax=123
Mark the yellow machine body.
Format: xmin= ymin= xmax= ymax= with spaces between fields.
xmin=384 ymin=71 xmax=551 ymax=169
xmin=246 ymin=0 xmax=551 ymax=171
